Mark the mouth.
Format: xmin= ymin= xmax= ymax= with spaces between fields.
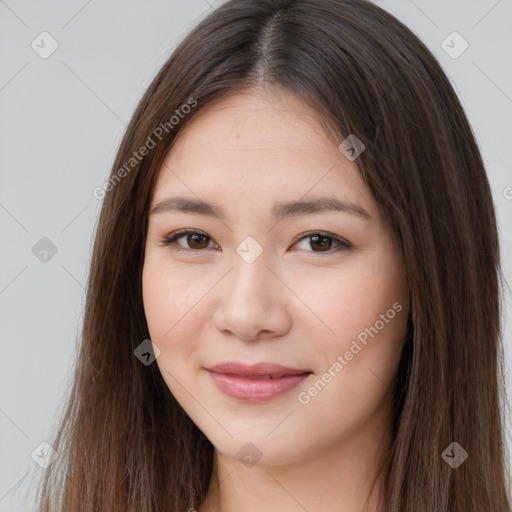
xmin=223 ymin=374 xmax=292 ymax=380
xmin=205 ymin=361 xmax=313 ymax=402
xmin=206 ymin=361 xmax=311 ymax=377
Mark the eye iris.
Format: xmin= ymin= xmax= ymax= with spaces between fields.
xmin=188 ymin=233 xmax=209 ymax=249
xmin=310 ymin=235 xmax=331 ymax=251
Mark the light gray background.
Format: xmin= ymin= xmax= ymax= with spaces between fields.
xmin=1 ymin=0 xmax=511 ymax=510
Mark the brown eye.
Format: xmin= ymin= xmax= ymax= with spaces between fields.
xmin=309 ymin=234 xmax=333 ymax=251
xmin=162 ymin=229 xmax=217 ymax=251
xmin=185 ymin=233 xmax=210 ymax=249
xmin=292 ymin=232 xmax=352 ymax=253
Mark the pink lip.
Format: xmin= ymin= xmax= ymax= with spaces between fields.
xmin=205 ymin=361 xmax=312 ymax=402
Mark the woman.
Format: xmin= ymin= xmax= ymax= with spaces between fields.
xmin=35 ymin=0 xmax=511 ymax=510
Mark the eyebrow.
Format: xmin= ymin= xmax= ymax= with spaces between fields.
xmin=150 ymin=196 xmax=372 ymax=221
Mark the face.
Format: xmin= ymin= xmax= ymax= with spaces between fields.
xmin=142 ymin=86 xmax=409 ymax=466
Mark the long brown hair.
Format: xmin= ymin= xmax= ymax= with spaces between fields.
xmin=33 ymin=0 xmax=511 ymax=510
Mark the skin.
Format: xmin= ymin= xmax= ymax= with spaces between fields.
xmin=142 ymin=86 xmax=409 ymax=512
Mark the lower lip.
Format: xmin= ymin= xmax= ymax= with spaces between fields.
xmin=207 ymin=371 xmax=311 ymax=402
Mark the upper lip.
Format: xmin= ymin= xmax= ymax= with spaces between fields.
xmin=206 ymin=361 xmax=311 ymax=377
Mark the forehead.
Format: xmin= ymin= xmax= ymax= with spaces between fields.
xmin=152 ymin=87 xmax=375 ymax=218
xmin=169 ymin=87 xmax=337 ymax=156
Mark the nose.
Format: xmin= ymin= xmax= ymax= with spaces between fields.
xmin=212 ymin=253 xmax=292 ymax=342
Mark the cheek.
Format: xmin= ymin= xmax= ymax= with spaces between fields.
xmin=296 ymin=285 xmax=407 ymax=447
xmin=142 ymin=259 xmax=204 ymax=407
xmin=142 ymin=258 xmax=199 ymax=370
xmin=295 ymin=254 xmax=406 ymax=347
xmin=300 ymin=249 xmax=408 ymax=397
xmin=142 ymin=254 xmax=207 ymax=340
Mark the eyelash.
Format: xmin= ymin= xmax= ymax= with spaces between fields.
xmin=160 ymin=229 xmax=352 ymax=255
